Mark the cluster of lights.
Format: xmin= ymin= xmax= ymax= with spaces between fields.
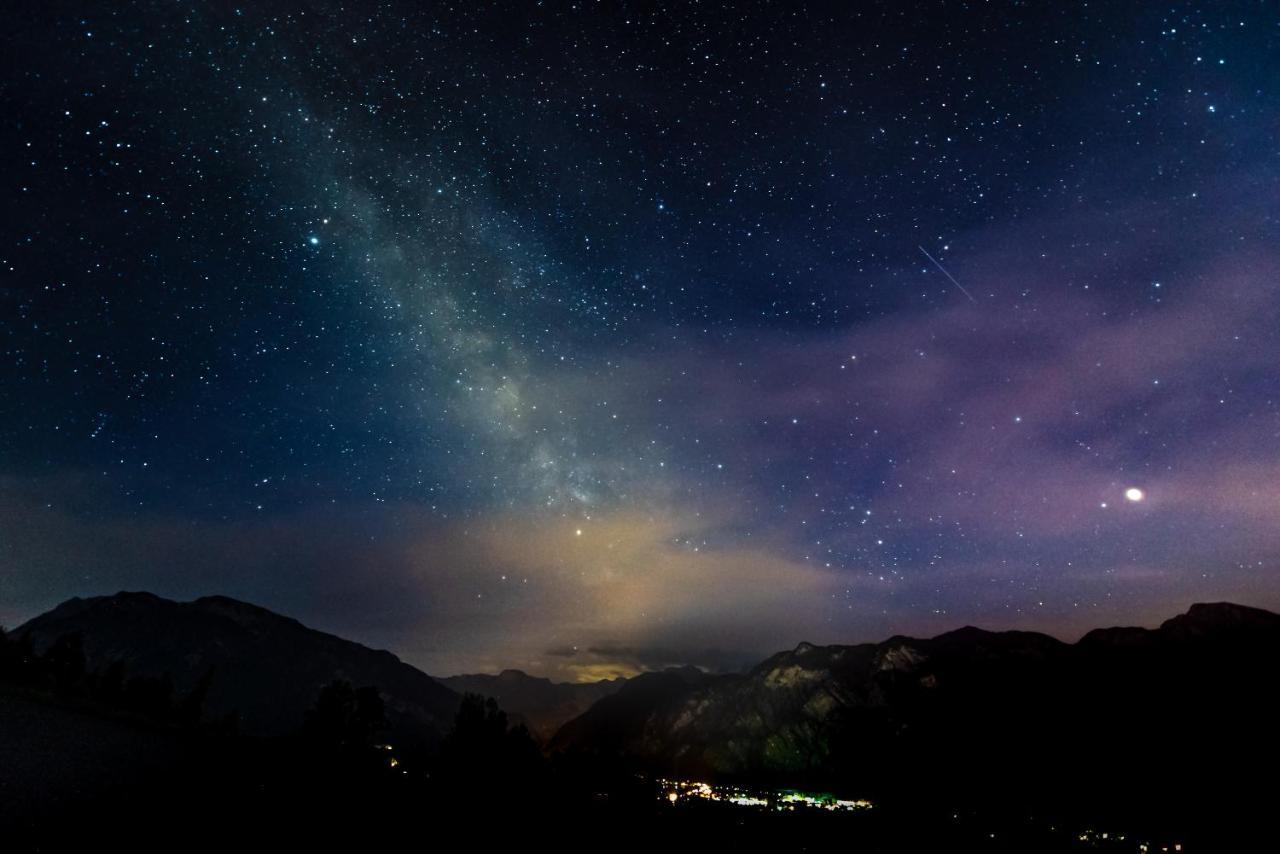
xmin=374 ymin=743 xmax=405 ymax=774
xmin=659 ymin=778 xmax=872 ymax=813
xmin=778 ymin=791 xmax=873 ymax=812
xmin=1079 ymin=831 xmax=1181 ymax=852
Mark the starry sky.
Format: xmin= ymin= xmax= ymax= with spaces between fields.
xmin=3 ymin=1 xmax=1279 ymax=681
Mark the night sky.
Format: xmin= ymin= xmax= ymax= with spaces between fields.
xmin=3 ymin=2 xmax=1278 ymax=681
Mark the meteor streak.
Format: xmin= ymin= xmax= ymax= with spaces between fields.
xmin=919 ymin=245 xmax=978 ymax=303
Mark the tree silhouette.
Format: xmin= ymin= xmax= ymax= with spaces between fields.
xmin=0 ymin=626 xmax=30 ymax=685
xmin=45 ymin=631 xmax=86 ymax=695
xmin=439 ymin=693 xmax=545 ymax=792
xmin=304 ymin=680 xmax=387 ymax=749
xmin=449 ymin=693 xmax=510 ymax=746
xmin=352 ymin=685 xmax=386 ymax=743
xmin=176 ymin=665 xmax=215 ymax=725
xmin=0 ymin=626 xmax=14 ymax=681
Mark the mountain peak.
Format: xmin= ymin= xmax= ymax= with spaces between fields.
xmin=1185 ymin=601 xmax=1276 ymax=622
xmin=88 ymin=590 xmax=166 ymax=608
xmin=497 ymin=668 xmax=535 ymax=680
xmin=1159 ymin=601 xmax=1280 ymax=637
xmin=33 ymin=590 xmax=164 ymax=623
xmin=932 ymin=625 xmax=993 ymax=642
xmin=192 ymin=595 xmax=305 ymax=630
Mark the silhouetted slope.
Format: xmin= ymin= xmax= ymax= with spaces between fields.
xmin=549 ymin=667 xmax=713 ymax=763
xmin=16 ymin=592 xmax=460 ymax=747
xmin=440 ymin=669 xmax=625 ymax=740
xmin=551 ymin=627 xmax=1074 ymax=777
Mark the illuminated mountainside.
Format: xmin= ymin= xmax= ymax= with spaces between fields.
xmin=551 ymin=603 xmax=1280 ymax=825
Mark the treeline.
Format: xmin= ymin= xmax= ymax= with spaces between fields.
xmin=301 ymin=679 xmax=549 ymax=793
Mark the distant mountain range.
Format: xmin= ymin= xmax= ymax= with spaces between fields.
xmin=15 ymin=591 xmax=1280 ymax=826
xmin=440 ymin=669 xmax=625 ymax=740
xmin=9 ymin=593 xmax=1279 ymax=847
xmin=549 ymin=601 xmax=1280 ymax=827
xmin=10 ymin=592 xmax=1279 ymax=845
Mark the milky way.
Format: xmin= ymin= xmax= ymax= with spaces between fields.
xmin=3 ymin=2 xmax=1278 ymax=680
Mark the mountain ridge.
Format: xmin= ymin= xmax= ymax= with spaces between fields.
xmin=15 ymin=590 xmax=461 ymax=749
xmin=439 ymin=668 xmax=626 ymax=740
xmin=548 ymin=600 xmax=1280 ymax=818
xmin=15 ymin=592 xmax=1280 ymax=783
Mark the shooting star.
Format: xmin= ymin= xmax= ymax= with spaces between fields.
xmin=919 ymin=245 xmax=978 ymax=303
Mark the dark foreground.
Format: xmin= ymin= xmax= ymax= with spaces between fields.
xmin=0 ymin=689 xmax=1258 ymax=853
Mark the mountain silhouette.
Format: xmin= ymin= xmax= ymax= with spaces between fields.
xmin=550 ymin=602 xmax=1280 ymax=833
xmin=439 ymin=669 xmax=625 ymax=740
xmin=15 ymin=591 xmax=460 ymax=748
xmin=7 ymin=594 xmax=1279 ymax=846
